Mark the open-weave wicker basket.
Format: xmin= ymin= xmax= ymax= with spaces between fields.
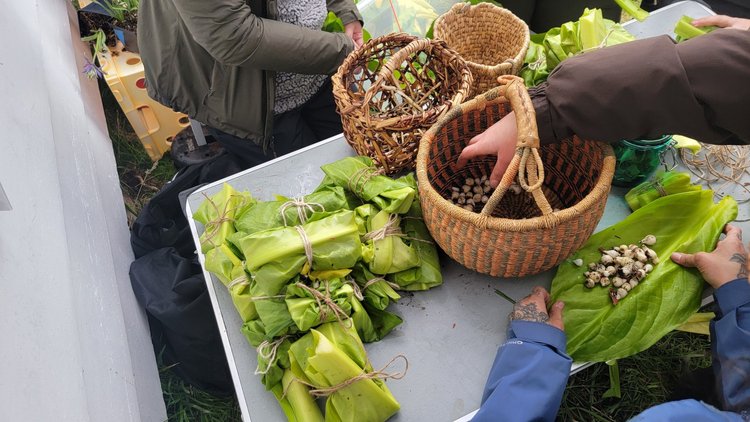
xmin=416 ymin=76 xmax=616 ymax=278
xmin=434 ymin=3 xmax=529 ymax=97
xmin=332 ymin=33 xmax=472 ymax=174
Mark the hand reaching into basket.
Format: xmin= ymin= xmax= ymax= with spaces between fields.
xmin=456 ymin=112 xmax=518 ymax=188
xmin=692 ymin=15 xmax=750 ymax=31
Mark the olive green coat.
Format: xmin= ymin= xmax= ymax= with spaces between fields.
xmin=137 ymin=0 xmax=361 ymax=147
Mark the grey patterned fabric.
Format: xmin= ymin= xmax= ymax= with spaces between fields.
xmin=274 ymin=0 xmax=330 ymax=115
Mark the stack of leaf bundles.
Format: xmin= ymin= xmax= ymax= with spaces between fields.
xmin=194 ymin=156 xmax=443 ymax=421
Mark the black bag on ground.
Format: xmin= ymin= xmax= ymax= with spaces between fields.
xmin=130 ymin=152 xmax=245 ymax=259
xmin=129 ymin=151 xmax=246 ymax=395
xmin=130 ymin=247 xmax=234 ymax=395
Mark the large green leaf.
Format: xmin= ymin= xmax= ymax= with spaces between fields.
xmin=193 ymin=183 xmax=255 ymax=253
xmin=234 ymin=186 xmax=348 ymax=235
xmin=285 ymin=279 xmax=354 ymax=331
xmin=550 ymin=191 xmax=737 ymax=362
xmin=387 ymin=174 xmax=443 ymax=291
xmin=288 ymin=322 xmax=400 ymax=422
xmin=238 ymin=211 xmax=362 ymax=276
xmin=320 ymin=156 xmax=415 ymax=214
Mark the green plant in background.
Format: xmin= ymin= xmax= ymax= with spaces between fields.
xmin=81 ymin=28 xmax=108 ymax=56
xmin=322 ymin=11 xmax=372 ymax=42
xmin=94 ymin=0 xmax=139 ymax=23
xmin=77 ymin=0 xmax=140 ymax=78
xmin=81 ymin=28 xmax=108 ymax=79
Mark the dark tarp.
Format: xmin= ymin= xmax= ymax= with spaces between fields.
xmin=129 ymin=151 xmax=246 ymax=395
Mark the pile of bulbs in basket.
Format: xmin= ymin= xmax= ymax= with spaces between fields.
xmin=574 ymin=235 xmax=660 ymax=305
xmin=447 ymin=175 xmax=531 ymax=212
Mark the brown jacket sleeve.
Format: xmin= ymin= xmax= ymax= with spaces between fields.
xmin=531 ymin=29 xmax=750 ymax=146
xmin=171 ymin=0 xmax=354 ymax=74
xmin=327 ymin=0 xmax=364 ymax=25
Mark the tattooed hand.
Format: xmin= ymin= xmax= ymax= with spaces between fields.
xmin=672 ymin=224 xmax=749 ymax=289
xmin=509 ymin=286 xmax=565 ymax=331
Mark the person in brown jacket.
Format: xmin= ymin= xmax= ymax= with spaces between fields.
xmin=458 ymin=15 xmax=750 ymax=187
xmin=138 ymin=0 xmax=363 ymax=167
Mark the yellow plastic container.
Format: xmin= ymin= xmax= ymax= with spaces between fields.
xmin=98 ymin=44 xmax=190 ymax=160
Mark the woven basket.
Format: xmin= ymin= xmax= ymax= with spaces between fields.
xmin=434 ymin=3 xmax=529 ymax=97
xmin=332 ymin=33 xmax=472 ymax=174
xmin=416 ymin=76 xmax=616 ymax=278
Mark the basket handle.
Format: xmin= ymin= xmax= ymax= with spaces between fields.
xmin=479 ymin=75 xmax=553 ymax=217
xmin=362 ymin=38 xmax=460 ymax=115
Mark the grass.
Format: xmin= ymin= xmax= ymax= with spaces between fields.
xmin=559 ymin=330 xmax=713 ymax=421
xmin=100 ymin=81 xmax=177 ymax=226
xmin=100 ymin=79 xmax=715 ymax=422
xmin=159 ymin=353 xmax=241 ymax=422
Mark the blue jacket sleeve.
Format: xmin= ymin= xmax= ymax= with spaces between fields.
xmin=472 ymin=321 xmax=573 ymax=422
xmin=710 ymin=277 xmax=750 ymax=413
xmin=630 ymin=399 xmax=744 ymax=421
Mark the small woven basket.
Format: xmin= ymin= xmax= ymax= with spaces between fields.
xmin=332 ymin=33 xmax=472 ymax=174
xmin=433 ymin=3 xmax=529 ymax=97
xmin=416 ymin=76 xmax=616 ymax=278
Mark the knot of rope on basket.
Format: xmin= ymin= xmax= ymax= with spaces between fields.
xmin=279 ymin=198 xmax=325 ymax=226
xmin=287 ymin=354 xmax=409 ymax=398
xmin=517 ymin=147 xmax=545 ymax=192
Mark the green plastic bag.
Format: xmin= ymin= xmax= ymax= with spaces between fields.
xmin=551 ymin=191 xmax=737 ymax=362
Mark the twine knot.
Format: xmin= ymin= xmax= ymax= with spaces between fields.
xmin=279 ymin=198 xmax=324 ymax=226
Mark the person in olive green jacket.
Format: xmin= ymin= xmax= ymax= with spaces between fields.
xmin=138 ymin=0 xmax=363 ymax=167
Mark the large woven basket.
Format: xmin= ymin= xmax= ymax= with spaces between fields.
xmin=434 ymin=3 xmax=529 ymax=97
xmin=332 ymin=33 xmax=472 ymax=174
xmin=416 ymin=76 xmax=616 ymax=278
